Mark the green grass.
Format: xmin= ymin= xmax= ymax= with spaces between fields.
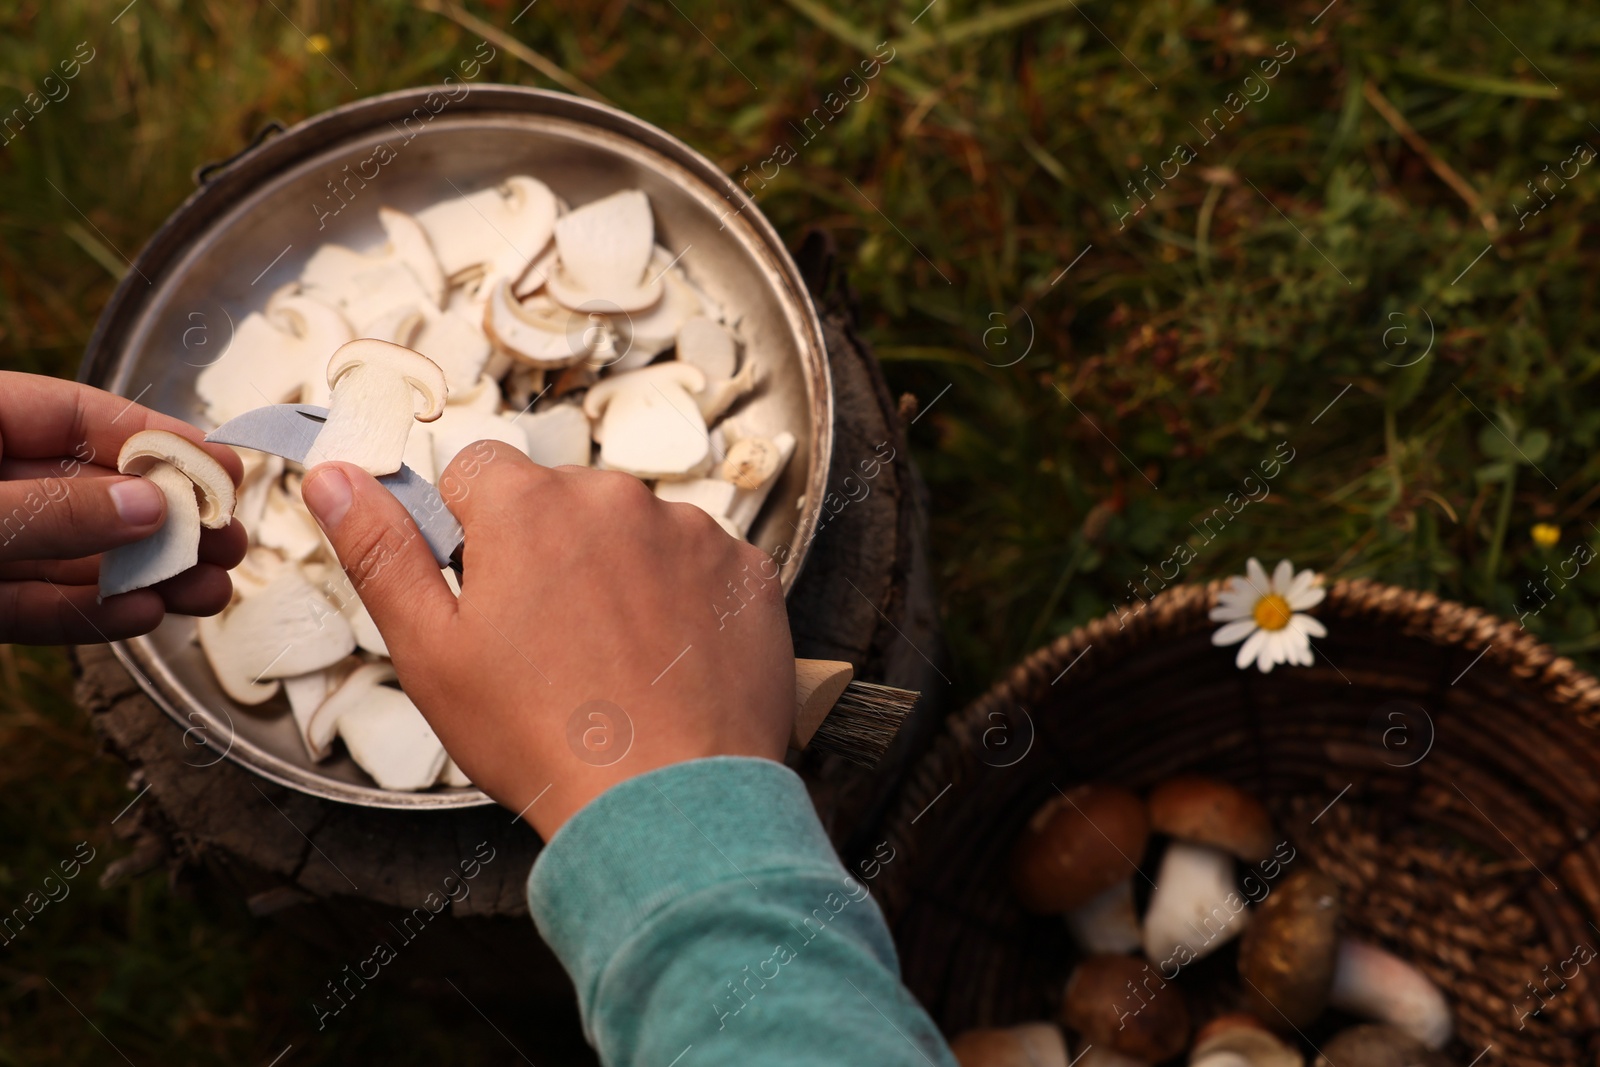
xmin=3 ymin=0 xmax=1600 ymax=1061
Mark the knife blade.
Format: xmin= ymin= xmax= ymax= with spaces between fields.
xmin=205 ymin=404 xmax=465 ymax=568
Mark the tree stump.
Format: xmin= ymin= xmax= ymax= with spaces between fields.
xmin=72 ymin=232 xmax=944 ymax=1021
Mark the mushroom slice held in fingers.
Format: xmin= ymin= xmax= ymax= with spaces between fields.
xmin=305 ymin=340 xmax=447 ymax=476
xmin=100 ymin=431 xmax=237 ymax=598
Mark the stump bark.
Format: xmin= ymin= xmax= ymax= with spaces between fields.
xmin=72 ymin=232 xmax=944 ymax=1015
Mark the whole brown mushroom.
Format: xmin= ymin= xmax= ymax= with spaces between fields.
xmin=1190 ymin=1013 xmax=1303 ymax=1067
xmin=1062 ymin=954 xmax=1190 ymax=1064
xmin=1312 ymin=1024 xmax=1451 ymax=1067
xmin=1148 ymin=776 xmax=1277 ymax=864
xmin=1236 ymin=868 xmax=1342 ymax=1030
xmin=1011 ymin=785 xmax=1150 ymax=915
xmin=949 ymin=1023 xmax=1068 ymax=1067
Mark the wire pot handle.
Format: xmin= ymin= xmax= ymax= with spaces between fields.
xmin=193 ymin=120 xmax=285 ymax=187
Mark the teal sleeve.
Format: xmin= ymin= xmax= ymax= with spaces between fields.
xmin=526 ymin=756 xmax=957 ymax=1067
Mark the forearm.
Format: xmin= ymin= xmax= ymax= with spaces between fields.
xmin=527 ymin=757 xmax=955 ymax=1066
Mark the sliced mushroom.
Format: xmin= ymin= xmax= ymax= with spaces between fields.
xmin=411 ymin=306 xmax=491 ymax=394
xmin=337 ymin=684 xmax=447 ymax=791
xmin=446 ymin=374 xmax=504 ymax=414
xmin=230 ymin=545 xmax=290 ymax=603
xmin=305 ymin=660 xmax=395 ymax=761
xmin=197 ymin=307 xmax=346 ymax=426
xmin=722 ymin=431 xmax=795 ymax=536
xmin=582 ymin=362 xmax=709 ymax=479
xmin=197 ymin=614 xmax=280 ymax=705
xmin=256 ymin=476 xmax=322 ymax=562
xmin=282 ymin=662 xmax=355 ymax=762
xmin=1327 ymin=940 xmax=1451 ymax=1050
xmin=695 ymin=358 xmax=761 ymax=423
xmin=213 ymin=569 xmax=356 ymax=680
xmin=428 ymin=405 xmax=531 ymax=473
xmin=414 ymin=174 xmax=558 ymax=285
xmin=485 ymin=279 xmax=594 ymax=367
xmin=401 ymin=425 xmax=436 ymax=482
xmin=610 ymin=268 xmax=703 ymax=366
xmin=300 ymin=244 xmax=437 ymax=336
xmin=100 ymin=431 xmax=237 ymax=598
xmin=547 ymin=189 xmax=662 ymax=312
xmin=655 ymin=477 xmax=737 ymax=522
xmin=519 ymin=403 xmax=591 ymax=468
xmin=306 ymin=340 xmax=447 ymax=476
xmin=437 ymin=757 xmax=472 ymax=788
xmin=378 ymin=206 xmax=446 ymax=309
xmin=677 ymin=315 xmax=737 ymax=381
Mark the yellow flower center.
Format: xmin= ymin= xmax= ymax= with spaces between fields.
xmin=1253 ymin=594 xmax=1292 ymax=632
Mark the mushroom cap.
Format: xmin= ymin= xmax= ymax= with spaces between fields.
xmin=117 ymin=429 xmax=236 ymax=528
xmin=1010 ymin=784 xmax=1150 ymax=914
xmin=1312 ymin=1025 xmax=1449 ymax=1067
xmin=1148 ymin=775 xmax=1276 ymax=863
xmin=1191 ymin=1014 xmax=1303 ymax=1067
xmin=1062 ymin=954 xmax=1189 ymax=1063
xmin=1237 ymin=868 xmax=1342 ymax=1030
xmin=582 ymin=361 xmax=707 ymax=421
xmin=326 ymin=339 xmax=448 ymax=422
xmin=949 ymin=1023 xmax=1068 ymax=1067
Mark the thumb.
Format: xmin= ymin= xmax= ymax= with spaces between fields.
xmin=302 ymin=462 xmax=457 ymax=661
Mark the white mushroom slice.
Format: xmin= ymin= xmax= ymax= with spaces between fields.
xmin=695 ymin=358 xmax=761 ymax=423
xmin=485 ymin=280 xmax=599 ymax=368
xmin=401 ymin=426 xmax=436 ymax=482
xmin=197 ymin=312 xmax=318 ymax=425
xmin=282 ymin=664 xmax=354 ymax=761
xmin=231 ymin=546 xmax=290 ymax=601
xmin=306 ymin=340 xmax=447 ymax=476
xmin=655 ymin=477 xmax=736 ymax=521
xmin=257 ymin=479 xmax=322 ymax=562
xmin=338 ymin=685 xmax=447 ymax=791
xmin=447 ymin=374 xmax=504 ymax=414
xmin=234 ymin=452 xmax=283 ymax=534
xmin=378 ymin=206 xmax=446 ymax=309
xmin=414 ymin=175 xmax=558 ymax=285
xmin=1141 ymin=841 xmax=1251 ymax=965
xmin=610 ymin=268 xmax=702 ymax=365
xmin=583 ymin=363 xmax=708 ymax=479
xmin=437 ymin=757 xmax=472 ymax=788
xmin=676 ymin=316 xmax=737 ymax=381
xmin=512 ymin=243 xmax=559 ymax=300
xmin=100 ymin=431 xmax=237 ymax=597
xmin=360 ymin=303 xmax=427 ymax=347
xmin=305 ymin=661 xmax=396 ymax=760
xmin=300 ymin=246 xmax=435 ymax=336
xmin=429 ymin=406 xmax=531 ymax=473
xmin=723 ymin=431 xmax=795 ymax=537
xmin=548 ymin=189 xmax=661 ymax=311
xmin=219 ymin=569 xmax=356 ymax=679
xmin=411 ymin=307 xmax=491 ymax=394
xmin=519 ymin=403 xmax=591 ymax=467
xmin=197 ymin=614 xmax=280 ymax=705
xmin=347 ymin=598 xmax=387 ymax=657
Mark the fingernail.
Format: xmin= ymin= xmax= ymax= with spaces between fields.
xmin=303 ymin=466 xmax=353 ymax=529
xmin=110 ymin=478 xmax=164 ymax=526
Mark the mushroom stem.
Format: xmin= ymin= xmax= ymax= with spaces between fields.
xmin=1327 ymin=939 xmax=1452 ymax=1050
xmin=1066 ymin=878 xmax=1143 ymax=955
xmin=1142 ymin=842 xmax=1250 ymax=967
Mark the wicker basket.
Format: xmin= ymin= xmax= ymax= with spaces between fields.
xmin=876 ymin=579 xmax=1600 ymax=1066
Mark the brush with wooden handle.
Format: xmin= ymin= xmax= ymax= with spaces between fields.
xmin=790 ymin=659 xmax=918 ymax=766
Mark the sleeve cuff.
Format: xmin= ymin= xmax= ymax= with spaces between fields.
xmin=526 ymin=756 xmax=844 ymax=1007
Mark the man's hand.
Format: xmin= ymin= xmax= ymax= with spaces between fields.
xmin=0 ymin=372 xmax=247 ymax=644
xmin=301 ymin=442 xmax=795 ymax=837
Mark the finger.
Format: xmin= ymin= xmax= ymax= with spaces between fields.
xmin=0 ymin=557 xmax=102 ymax=583
xmin=199 ymin=519 xmax=249 ymax=569
xmin=0 ymin=582 xmax=164 ymax=644
xmin=150 ymin=564 xmax=233 ymax=617
xmin=0 ymin=475 xmax=167 ymax=563
xmin=301 ymin=462 xmax=457 ymax=662
xmin=435 ymin=439 xmax=550 ymax=562
xmin=0 ymin=372 xmax=244 ymax=484
xmin=0 ymin=458 xmax=118 ymax=481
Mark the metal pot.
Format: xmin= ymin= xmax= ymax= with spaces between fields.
xmin=78 ymin=85 xmax=833 ymax=809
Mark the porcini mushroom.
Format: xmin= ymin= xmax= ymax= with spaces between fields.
xmin=949 ymin=1023 xmax=1068 ymax=1067
xmin=519 ymin=403 xmax=592 ymax=468
xmin=1236 ymin=868 xmax=1342 ymax=1029
xmin=304 ymin=660 xmax=395 ymax=761
xmin=695 ymin=357 xmax=761 ymax=423
xmin=1142 ymin=777 xmax=1275 ymax=966
xmin=582 ymin=362 xmax=709 ymax=479
xmin=305 ymin=340 xmax=447 ymax=476
xmin=100 ymin=430 xmax=237 ymax=598
xmin=1327 ymin=939 xmax=1452 ymax=1049
xmin=427 ymin=405 xmax=531 ymax=474
xmin=336 ymin=684 xmax=447 ymax=791
xmin=1312 ymin=1024 xmax=1450 ymax=1067
xmin=610 ymin=267 xmax=703 ymax=365
xmin=414 ymin=174 xmax=557 ymax=285
xmin=1190 ymin=1014 xmax=1302 ymax=1067
xmin=676 ymin=315 xmax=738 ymax=381
xmin=722 ymin=432 xmax=796 ymax=537
xmin=485 ymin=279 xmax=595 ymax=367
xmin=203 ymin=569 xmax=356 ymax=684
xmin=655 ymin=477 xmax=737 ymax=523
xmin=1062 ymin=954 xmax=1189 ymax=1064
xmin=377 ymin=206 xmax=446 ymax=309
xmin=547 ymin=189 xmax=663 ymax=312
xmin=197 ymin=299 xmax=353 ymax=425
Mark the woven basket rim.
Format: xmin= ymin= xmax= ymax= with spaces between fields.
xmin=883 ymin=576 xmax=1600 ymax=904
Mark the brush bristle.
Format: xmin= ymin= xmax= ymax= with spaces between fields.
xmin=808 ymin=680 xmax=919 ymax=766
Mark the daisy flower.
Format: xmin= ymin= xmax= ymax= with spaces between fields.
xmin=1210 ymin=558 xmax=1326 ymax=673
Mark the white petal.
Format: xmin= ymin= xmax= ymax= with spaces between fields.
xmin=1293 ymin=641 xmax=1316 ymax=666
xmin=1245 ymin=558 xmax=1270 ymax=594
xmin=1289 ymin=584 xmax=1326 ymax=611
xmin=1287 ymin=568 xmax=1317 ymax=600
xmin=1291 ymin=613 xmax=1328 ymax=639
xmin=1212 ymin=618 xmax=1259 ymax=646
xmin=1216 ymin=589 xmax=1256 ymax=609
xmin=1272 ymin=559 xmax=1295 ymax=594
xmin=1235 ymin=628 xmax=1269 ymax=670
xmin=1210 ymin=603 xmax=1254 ymax=622
xmin=1256 ymin=635 xmax=1282 ymax=672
